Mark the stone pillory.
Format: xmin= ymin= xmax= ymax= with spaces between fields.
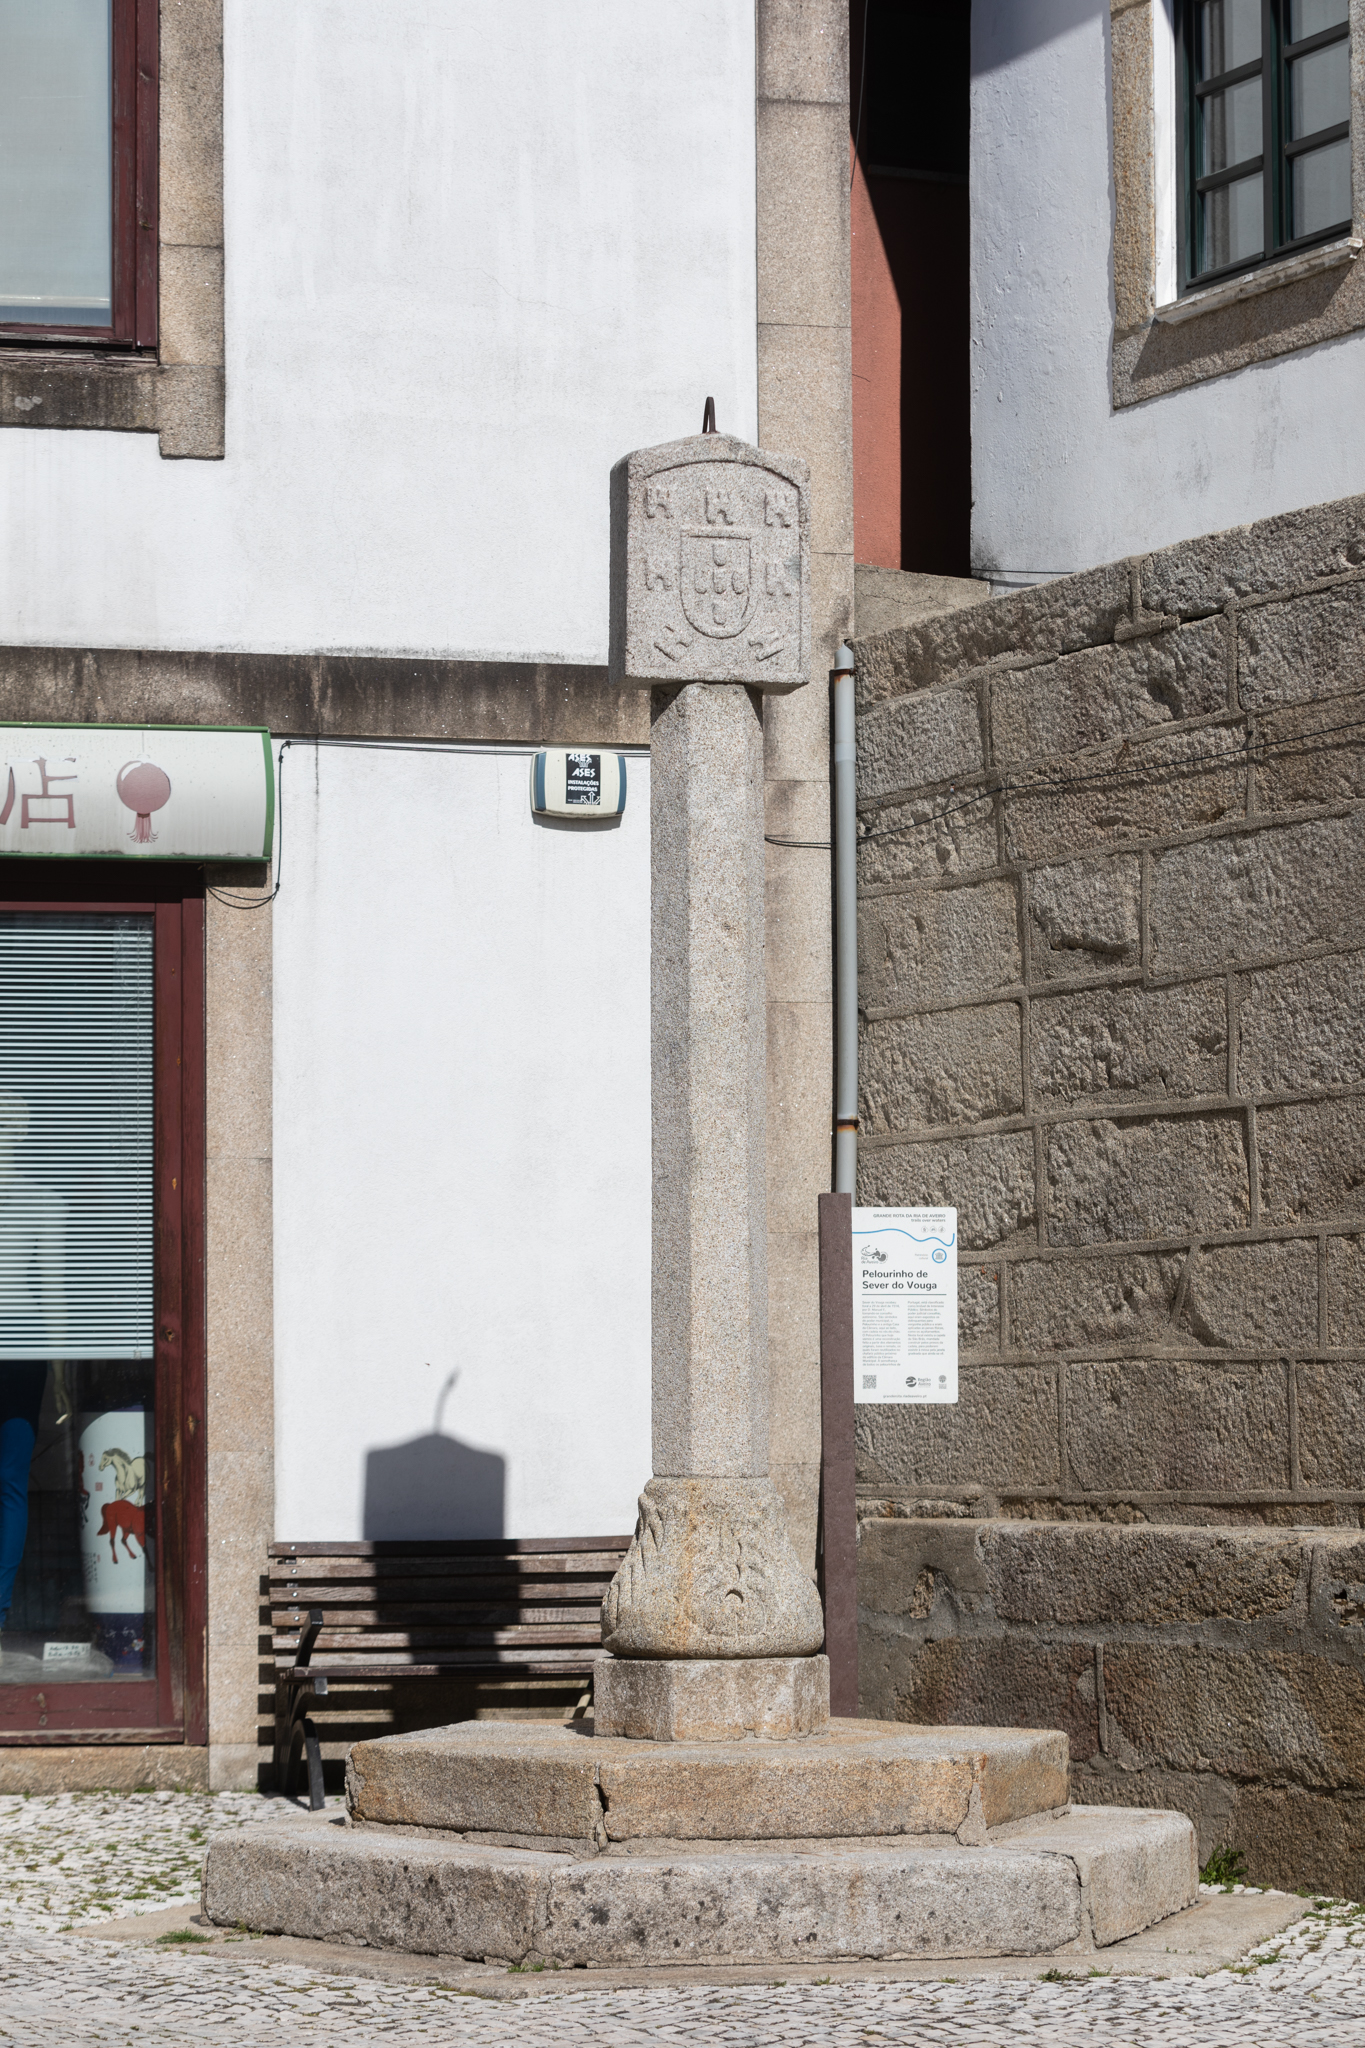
xmin=609 ymin=434 xmax=811 ymax=692
xmin=201 ymin=434 xmax=1201 ymax=1970
xmin=599 ymin=427 xmax=822 ymax=1706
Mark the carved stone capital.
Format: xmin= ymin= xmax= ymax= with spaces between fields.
xmin=601 ymin=1478 xmax=825 ymax=1659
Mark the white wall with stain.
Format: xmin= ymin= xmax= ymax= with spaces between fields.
xmin=0 ymin=2 xmax=758 ymax=663
xmin=272 ymin=741 xmax=651 ymax=1541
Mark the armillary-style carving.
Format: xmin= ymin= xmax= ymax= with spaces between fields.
xmin=602 ymin=1478 xmax=825 ymax=1660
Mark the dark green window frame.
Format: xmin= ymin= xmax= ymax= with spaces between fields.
xmin=1178 ymin=0 xmax=1353 ymax=291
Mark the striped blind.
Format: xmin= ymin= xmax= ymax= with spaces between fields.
xmin=0 ymin=914 xmax=154 ymax=1360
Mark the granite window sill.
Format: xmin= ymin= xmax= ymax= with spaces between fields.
xmin=0 ymin=352 xmax=223 ymax=459
xmin=1155 ymin=236 xmax=1363 ymax=327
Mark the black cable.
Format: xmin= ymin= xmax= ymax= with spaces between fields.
xmin=202 ymin=734 xmax=649 ymax=907
xmin=850 ymin=1 xmax=869 ymax=190
xmin=206 ymin=737 xmax=291 ymax=909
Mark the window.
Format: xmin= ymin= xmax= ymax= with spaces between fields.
xmin=0 ymin=0 xmax=157 ymax=347
xmin=1180 ymin=0 xmax=1352 ymax=287
xmin=0 ymin=871 xmax=204 ymax=1743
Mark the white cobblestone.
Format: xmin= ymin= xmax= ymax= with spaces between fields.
xmin=5 ymin=1951 xmax=1364 ymax=2048
xmin=0 ymin=1789 xmax=333 ymax=1929
xmin=3 ymin=1793 xmax=1365 ymax=2043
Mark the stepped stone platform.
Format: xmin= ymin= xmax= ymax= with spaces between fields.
xmin=203 ymin=1719 xmax=1198 ymax=1967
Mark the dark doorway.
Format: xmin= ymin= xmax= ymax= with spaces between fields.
xmin=851 ymin=0 xmax=972 ymax=575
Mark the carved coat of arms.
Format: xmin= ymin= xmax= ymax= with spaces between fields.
xmin=609 ymin=434 xmax=810 ymax=692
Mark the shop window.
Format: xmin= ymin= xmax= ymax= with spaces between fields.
xmin=0 ymin=0 xmax=157 ymax=348
xmin=1180 ymin=0 xmax=1352 ymax=287
xmin=0 ymin=871 xmax=203 ymax=1743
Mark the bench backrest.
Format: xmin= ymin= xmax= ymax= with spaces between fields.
xmin=269 ymin=1537 xmax=632 ymax=1677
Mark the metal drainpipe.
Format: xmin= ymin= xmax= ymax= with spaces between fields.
xmin=832 ymin=643 xmax=858 ymax=1194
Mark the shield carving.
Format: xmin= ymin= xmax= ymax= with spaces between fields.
xmin=679 ymin=531 xmax=757 ymax=639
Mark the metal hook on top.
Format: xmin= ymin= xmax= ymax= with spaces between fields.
xmin=701 ymin=396 xmax=717 ymax=434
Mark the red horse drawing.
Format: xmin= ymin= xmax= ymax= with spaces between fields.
xmin=98 ymin=1500 xmax=145 ymax=1563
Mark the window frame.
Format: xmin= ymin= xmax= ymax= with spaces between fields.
xmin=1177 ymin=0 xmax=1353 ymax=293
xmin=0 ymin=865 xmax=205 ymax=1746
xmin=0 ymin=0 xmax=158 ymax=352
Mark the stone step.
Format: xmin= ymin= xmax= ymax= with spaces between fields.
xmin=203 ymin=1804 xmax=1197 ymax=1967
xmin=344 ymin=1717 xmax=1070 ymax=1851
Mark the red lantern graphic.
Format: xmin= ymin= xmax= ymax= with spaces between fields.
xmin=116 ymin=759 xmax=172 ymax=845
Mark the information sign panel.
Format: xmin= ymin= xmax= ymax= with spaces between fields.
xmin=852 ymin=1206 xmax=958 ymax=1405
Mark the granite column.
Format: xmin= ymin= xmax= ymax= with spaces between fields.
xmin=599 ymin=430 xmax=826 ymax=1733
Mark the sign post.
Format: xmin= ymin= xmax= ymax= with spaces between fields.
xmin=817 ymin=1191 xmax=857 ymax=1716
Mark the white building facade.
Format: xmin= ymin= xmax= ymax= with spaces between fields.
xmin=970 ymin=0 xmax=1365 ymax=586
xmin=0 ymin=0 xmax=851 ymax=1787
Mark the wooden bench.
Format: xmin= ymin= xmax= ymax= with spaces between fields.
xmin=270 ymin=1536 xmax=631 ymax=1808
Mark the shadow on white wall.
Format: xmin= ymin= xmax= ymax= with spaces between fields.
xmin=361 ymin=1371 xmax=506 ymax=1540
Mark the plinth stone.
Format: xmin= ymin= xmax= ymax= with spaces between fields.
xmin=209 ymin=1715 xmax=1197 ymax=1969
xmin=594 ymin=1653 xmax=829 ymax=1742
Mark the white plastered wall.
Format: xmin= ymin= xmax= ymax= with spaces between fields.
xmin=272 ymin=743 xmax=651 ymax=1541
xmin=971 ymin=0 xmax=1365 ymax=581
xmin=0 ymin=1 xmax=757 ymax=663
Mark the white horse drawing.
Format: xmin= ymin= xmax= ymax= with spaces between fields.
xmin=99 ymin=1448 xmax=146 ymax=1507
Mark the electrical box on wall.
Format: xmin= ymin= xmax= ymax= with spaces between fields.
xmin=530 ymin=749 xmax=627 ymax=819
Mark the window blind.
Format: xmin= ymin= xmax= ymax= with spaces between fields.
xmin=0 ymin=914 xmax=154 ymax=1360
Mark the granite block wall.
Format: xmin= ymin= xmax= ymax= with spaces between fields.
xmin=858 ymin=1518 xmax=1365 ymax=1897
xmin=850 ymin=492 xmax=1365 ymax=1893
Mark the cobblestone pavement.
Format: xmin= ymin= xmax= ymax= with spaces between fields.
xmin=0 ymin=1788 xmax=333 ymax=1929
xmin=3 ymin=1792 xmax=1365 ymax=2043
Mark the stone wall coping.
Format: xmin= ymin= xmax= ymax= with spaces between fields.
xmin=850 ymin=496 xmax=1365 ymax=710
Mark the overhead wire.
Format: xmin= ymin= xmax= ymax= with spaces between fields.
xmin=203 ymin=708 xmax=1365 ymax=904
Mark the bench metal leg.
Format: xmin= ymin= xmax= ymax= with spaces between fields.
xmin=274 ymin=1679 xmax=303 ymax=1794
xmin=301 ymin=1716 xmax=324 ymax=1811
xmin=277 ymin=1679 xmax=326 ymax=1808
xmin=282 ymin=1706 xmax=325 ymax=1810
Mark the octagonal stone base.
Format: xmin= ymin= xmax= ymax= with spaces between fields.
xmin=206 ymin=1719 xmax=1196 ymax=1965
xmin=341 ymin=1717 xmax=1069 ymax=1852
xmin=203 ymin=1805 xmax=1198 ymax=1967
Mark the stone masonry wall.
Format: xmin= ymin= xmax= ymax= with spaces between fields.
xmin=849 ymin=492 xmax=1365 ymax=1895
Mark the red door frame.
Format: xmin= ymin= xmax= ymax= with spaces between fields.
xmin=0 ymin=863 xmax=205 ymax=1745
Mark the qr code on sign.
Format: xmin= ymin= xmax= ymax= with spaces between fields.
xmin=862 ymin=1375 xmax=876 ymax=1390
